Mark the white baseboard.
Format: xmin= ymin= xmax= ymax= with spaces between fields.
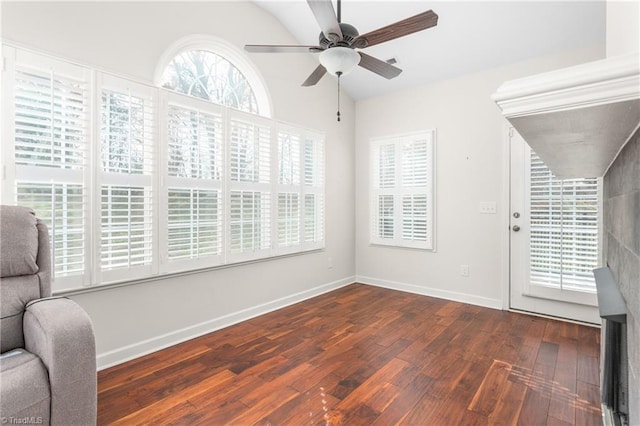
xmin=97 ymin=276 xmax=355 ymax=370
xmin=356 ymin=275 xmax=503 ymax=310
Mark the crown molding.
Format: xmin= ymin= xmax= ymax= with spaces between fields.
xmin=493 ymin=53 xmax=639 ymax=118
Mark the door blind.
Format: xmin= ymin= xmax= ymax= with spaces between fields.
xmin=529 ymin=151 xmax=599 ymax=292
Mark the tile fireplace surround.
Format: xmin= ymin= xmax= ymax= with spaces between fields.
xmin=595 ymin=267 xmax=630 ymax=424
xmin=603 ymin=126 xmax=639 ymax=425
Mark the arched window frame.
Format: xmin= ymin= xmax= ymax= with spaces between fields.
xmin=154 ymin=34 xmax=273 ymax=118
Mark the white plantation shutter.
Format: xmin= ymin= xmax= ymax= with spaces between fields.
xmin=401 ymin=140 xmax=430 ymax=244
xmin=276 ymin=128 xmax=301 ymax=251
xmin=7 ymin=48 xmax=90 ymax=290
xmin=16 ymin=183 xmax=85 ymax=288
xmin=100 ymin=185 xmax=152 ymax=268
xmin=377 ymin=195 xmax=394 ymax=239
xmin=99 ymin=74 xmax=156 ymax=282
xmin=402 ymin=141 xmax=428 ymax=187
xmin=373 ymin=144 xmax=396 ymax=240
xmin=229 ymin=191 xmax=271 ymax=256
xmin=370 ymin=132 xmax=434 ymax=249
xmin=302 ymin=135 xmax=324 ymax=247
xmin=167 ymin=189 xmax=221 ymax=260
xmin=278 ymin=131 xmax=300 ymax=186
xmin=278 ymin=192 xmax=300 ymax=247
xmin=228 ymin=112 xmax=272 ymax=260
xmin=529 ymin=151 xmax=599 ymax=292
xmin=14 ymin=70 xmax=87 ymax=169
xmin=402 ymin=194 xmax=428 ymax=241
xmin=164 ymin=94 xmax=224 ymax=270
xmin=304 ymin=193 xmax=323 ymax=243
xmin=229 ymin=116 xmax=271 ymax=184
xmin=275 ymin=127 xmax=325 ymax=253
xmin=3 ymin=45 xmax=326 ymax=290
xmin=167 ymin=102 xmax=223 ymax=180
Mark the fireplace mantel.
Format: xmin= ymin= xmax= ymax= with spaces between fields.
xmin=492 ymin=53 xmax=640 ymax=179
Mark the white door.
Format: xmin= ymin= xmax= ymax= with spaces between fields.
xmin=509 ymin=129 xmax=601 ymax=324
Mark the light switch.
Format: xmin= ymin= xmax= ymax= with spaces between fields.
xmin=479 ymin=202 xmax=497 ymax=214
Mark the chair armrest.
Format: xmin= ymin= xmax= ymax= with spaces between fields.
xmin=23 ymin=297 xmax=97 ymax=426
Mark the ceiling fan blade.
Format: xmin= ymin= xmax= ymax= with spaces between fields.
xmin=302 ymin=64 xmax=327 ymax=87
xmin=245 ymin=45 xmax=324 ymax=53
xmin=358 ymin=52 xmax=402 ymax=79
xmin=354 ymin=10 xmax=438 ymax=48
xmin=307 ymin=0 xmax=343 ymax=41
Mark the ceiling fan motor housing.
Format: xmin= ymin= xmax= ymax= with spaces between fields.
xmin=319 ymin=23 xmax=360 ymax=48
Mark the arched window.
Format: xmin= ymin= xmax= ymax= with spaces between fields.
xmin=155 ymin=35 xmax=272 ymax=117
xmin=160 ymin=50 xmax=258 ymax=114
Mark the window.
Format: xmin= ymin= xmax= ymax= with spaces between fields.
xmin=529 ymin=151 xmax=599 ymax=292
xmin=164 ymin=97 xmax=224 ymax=271
xmin=99 ymin=75 xmax=156 ymax=282
xmin=370 ymin=132 xmax=435 ymax=250
xmin=228 ymin=114 xmax=272 ymax=261
xmin=160 ymin=50 xmax=258 ymax=114
xmin=8 ymin=49 xmax=90 ymax=290
xmin=3 ymin=44 xmax=324 ymax=292
xmin=277 ymin=126 xmax=325 ymax=253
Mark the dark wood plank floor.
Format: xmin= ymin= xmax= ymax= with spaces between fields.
xmin=97 ymin=284 xmax=601 ymax=425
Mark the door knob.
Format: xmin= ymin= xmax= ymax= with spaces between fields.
xmin=512 ymin=225 xmax=520 ymax=232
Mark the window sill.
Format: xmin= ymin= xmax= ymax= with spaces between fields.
xmin=369 ymin=242 xmax=437 ymax=253
xmin=53 ymin=248 xmax=325 ymax=297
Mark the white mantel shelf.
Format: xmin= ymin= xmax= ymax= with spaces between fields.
xmin=493 ymin=53 xmax=640 ymax=179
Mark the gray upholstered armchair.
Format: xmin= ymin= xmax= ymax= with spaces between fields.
xmin=0 ymin=206 xmax=97 ymax=425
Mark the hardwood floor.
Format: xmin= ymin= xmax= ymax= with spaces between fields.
xmin=97 ymin=284 xmax=601 ymax=425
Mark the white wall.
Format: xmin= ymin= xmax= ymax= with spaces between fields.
xmin=606 ymin=0 xmax=640 ymax=57
xmin=354 ymin=45 xmax=605 ymax=308
xmin=2 ymin=1 xmax=356 ymax=368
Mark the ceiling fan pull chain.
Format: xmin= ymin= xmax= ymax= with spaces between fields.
xmin=337 ymin=71 xmax=342 ymax=122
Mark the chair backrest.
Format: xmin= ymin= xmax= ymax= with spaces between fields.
xmin=0 ymin=206 xmax=51 ymax=353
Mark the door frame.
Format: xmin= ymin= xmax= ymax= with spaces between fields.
xmin=501 ymin=124 xmax=602 ymax=322
xmin=501 ymin=125 xmax=512 ymax=311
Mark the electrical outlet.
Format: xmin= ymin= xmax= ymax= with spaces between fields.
xmin=460 ymin=265 xmax=469 ymax=277
xmin=327 ymin=257 xmax=333 ymax=269
xmin=479 ymin=201 xmax=497 ymax=214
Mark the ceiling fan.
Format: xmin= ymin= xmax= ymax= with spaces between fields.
xmin=245 ymin=0 xmax=439 ymax=87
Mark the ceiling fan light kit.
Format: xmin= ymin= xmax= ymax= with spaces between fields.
xmin=246 ymin=0 xmax=438 ymax=121
xmin=319 ymin=47 xmax=361 ymax=76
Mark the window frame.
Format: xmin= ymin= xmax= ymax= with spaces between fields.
xmin=160 ymin=92 xmax=226 ymax=273
xmin=276 ymin=123 xmax=325 ymax=255
xmin=2 ymin=46 xmax=92 ymax=291
xmin=97 ymin=73 xmax=159 ymax=284
xmin=369 ymin=131 xmax=436 ymax=251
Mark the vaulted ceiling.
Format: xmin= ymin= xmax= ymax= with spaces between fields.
xmin=253 ymin=1 xmax=606 ymax=100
